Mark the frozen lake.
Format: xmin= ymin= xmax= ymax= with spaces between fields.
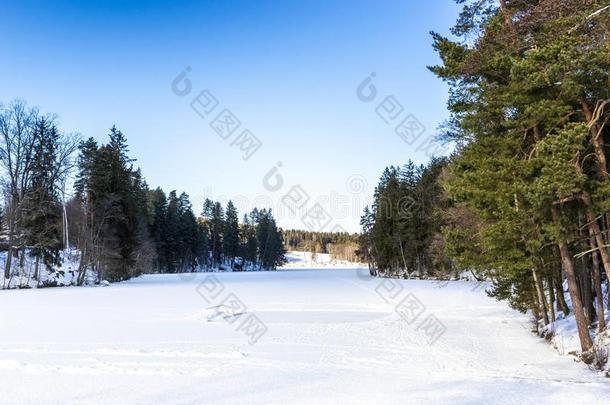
xmin=0 ymin=268 xmax=606 ymax=404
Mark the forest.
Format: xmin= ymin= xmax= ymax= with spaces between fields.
xmin=283 ymin=229 xmax=360 ymax=262
xmin=0 ymin=103 xmax=285 ymax=288
xmin=357 ymin=0 xmax=610 ymax=362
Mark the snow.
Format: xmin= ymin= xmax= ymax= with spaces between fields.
xmin=281 ymin=251 xmax=365 ymax=269
xmin=0 ymin=249 xmax=91 ymax=289
xmin=543 ymin=280 xmax=610 ymax=361
xmin=0 ymin=268 xmax=607 ymax=404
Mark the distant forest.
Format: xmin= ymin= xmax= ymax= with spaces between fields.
xmin=282 ymin=230 xmax=360 ymax=262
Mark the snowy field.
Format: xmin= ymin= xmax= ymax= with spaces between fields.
xmin=282 ymin=251 xmax=365 ymax=269
xmin=0 ymin=268 xmax=607 ymax=404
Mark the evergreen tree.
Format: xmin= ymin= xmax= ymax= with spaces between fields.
xmin=356 ymin=206 xmax=375 ymax=273
xmin=427 ymin=0 xmax=610 ymax=354
xmin=164 ymin=191 xmax=181 ymax=272
xmin=210 ymin=201 xmax=224 ymax=267
xmin=240 ymin=213 xmax=258 ymax=268
xmin=200 ymin=198 xmax=215 ymax=268
xmin=23 ymin=118 xmax=64 ymax=280
xmin=223 ymin=200 xmax=240 ymax=265
xmin=256 ymin=209 xmax=286 ymax=269
xmin=147 ymin=188 xmax=168 ymax=271
xmin=74 ymin=127 xmax=146 ymax=282
xmin=177 ymin=192 xmax=199 ymax=271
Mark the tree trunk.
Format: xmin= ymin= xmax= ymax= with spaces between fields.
xmin=548 ymin=275 xmax=556 ymax=323
xmin=554 ymin=271 xmax=570 ymax=316
xmin=590 ymin=229 xmax=606 ymax=332
xmin=531 ymin=290 xmax=541 ymax=334
xmin=580 ymin=100 xmax=608 ymax=178
xmin=3 ymin=217 xmax=16 ymax=280
xmin=398 ymin=238 xmax=408 ymax=272
xmin=557 ymin=239 xmax=593 ymax=352
xmin=18 ymin=246 xmax=26 ymax=271
xmin=580 ymin=255 xmax=595 ymax=326
xmin=33 ymin=255 xmax=40 ymax=282
xmin=3 ymin=201 xmax=19 ymax=280
xmin=607 ymin=22 xmax=610 ymax=88
xmin=606 ymin=213 xmax=610 ymax=243
xmin=552 ymin=207 xmax=593 ymax=352
xmin=498 ymin=0 xmax=512 ymax=29
xmin=4 ymin=245 xmax=13 ymax=280
xmin=532 ymin=269 xmax=549 ymax=326
xmin=582 ymin=192 xmax=610 ymax=283
xmin=77 ymin=248 xmax=87 ymax=286
xmin=579 ymin=214 xmax=595 ymax=325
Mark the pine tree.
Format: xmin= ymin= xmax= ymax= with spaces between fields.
xmin=255 ymin=209 xmax=286 ymax=270
xmin=427 ymin=0 xmax=610 ymax=354
xmin=223 ymin=201 xmax=240 ymax=266
xmin=210 ymin=201 xmax=224 ymax=267
xmin=23 ymin=118 xmax=64 ymax=281
xmin=147 ymin=188 xmax=168 ymax=271
xmin=356 ymin=206 xmax=375 ymax=274
xmin=164 ymin=191 xmax=181 ymax=272
xmin=240 ymin=213 xmax=258 ymax=268
xmin=74 ymin=127 xmax=146 ymax=282
xmin=177 ymin=192 xmax=199 ymax=271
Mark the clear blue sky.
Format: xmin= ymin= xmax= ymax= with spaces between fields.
xmin=0 ymin=0 xmax=460 ymax=232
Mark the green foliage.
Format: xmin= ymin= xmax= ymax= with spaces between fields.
xmin=75 ymin=127 xmax=150 ymax=281
xmin=428 ymin=0 xmax=610 ymax=323
xmin=23 ymin=118 xmax=64 ymax=271
xmin=359 ymin=158 xmax=452 ymax=277
xmin=223 ymin=201 xmax=240 ymax=261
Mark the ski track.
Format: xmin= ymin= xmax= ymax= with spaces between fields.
xmin=0 ymin=269 xmax=607 ymax=404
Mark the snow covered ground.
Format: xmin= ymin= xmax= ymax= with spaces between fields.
xmin=282 ymin=251 xmax=365 ymax=269
xmin=0 ymin=250 xmax=87 ymax=289
xmin=0 ymin=268 xmax=607 ymax=404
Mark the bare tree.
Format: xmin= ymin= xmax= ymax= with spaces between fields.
xmin=0 ymin=100 xmax=39 ymax=282
xmin=0 ymin=100 xmax=80 ymax=286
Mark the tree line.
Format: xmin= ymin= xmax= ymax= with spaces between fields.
xmin=283 ymin=229 xmax=360 ymax=262
xmin=0 ymin=100 xmax=285 ymax=288
xmin=359 ymin=0 xmax=610 ymax=363
xmin=357 ymin=158 xmax=449 ymax=278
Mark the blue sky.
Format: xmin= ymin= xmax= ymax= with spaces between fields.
xmin=0 ymin=0 xmax=460 ymax=232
